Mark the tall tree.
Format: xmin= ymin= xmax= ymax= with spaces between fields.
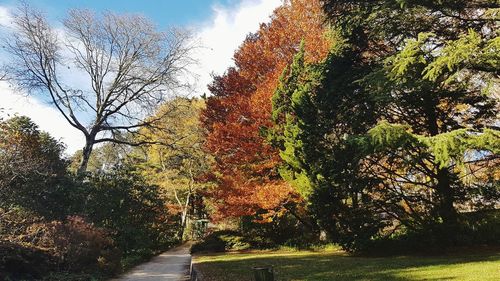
xmin=2 ymin=4 xmax=196 ymax=174
xmin=0 ymin=116 xmax=70 ymax=218
xmin=134 ymin=98 xmax=210 ymax=240
xmin=201 ymin=0 xmax=333 ymax=220
xmin=269 ymin=0 xmax=499 ymax=250
xmin=270 ymin=43 xmax=383 ymax=250
xmin=69 ymin=142 xmax=131 ymax=173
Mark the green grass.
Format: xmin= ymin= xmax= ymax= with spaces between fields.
xmin=193 ymin=248 xmax=500 ymax=281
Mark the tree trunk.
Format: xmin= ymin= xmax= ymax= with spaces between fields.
xmin=179 ymin=163 xmax=196 ymax=240
xmin=178 ymin=193 xmax=190 ymax=241
xmin=77 ymin=140 xmax=94 ymax=175
xmin=284 ymin=203 xmax=321 ymax=236
xmin=423 ymin=92 xmax=457 ymax=226
xmin=436 ymin=168 xmax=457 ymax=225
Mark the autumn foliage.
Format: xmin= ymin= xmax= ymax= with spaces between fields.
xmin=202 ymin=0 xmax=332 ymax=219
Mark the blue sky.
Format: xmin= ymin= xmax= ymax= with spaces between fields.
xmin=0 ymin=0 xmax=282 ymax=153
xmin=1 ymin=0 xmax=237 ymax=27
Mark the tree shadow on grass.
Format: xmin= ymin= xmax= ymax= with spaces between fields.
xmin=194 ymin=250 xmax=500 ymax=281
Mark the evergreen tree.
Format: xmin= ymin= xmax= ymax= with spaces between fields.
xmin=270 ymin=43 xmax=383 ymax=250
xmin=271 ymin=0 xmax=499 ymax=250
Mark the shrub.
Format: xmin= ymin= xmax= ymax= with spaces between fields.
xmin=0 ymin=209 xmax=121 ymax=279
xmin=461 ymin=209 xmax=500 ymax=245
xmin=191 ymin=230 xmax=251 ymax=253
xmin=0 ymin=240 xmax=54 ymax=280
xmin=240 ymin=212 xmax=320 ymax=248
xmin=33 ymin=216 xmax=122 ymax=275
xmin=363 ymin=210 xmax=500 ymax=255
xmin=83 ymin=169 xmax=177 ymax=255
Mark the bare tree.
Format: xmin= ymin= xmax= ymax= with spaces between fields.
xmin=2 ymin=4 xmax=197 ymax=174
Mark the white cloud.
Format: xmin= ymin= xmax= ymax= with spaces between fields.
xmin=0 ymin=4 xmax=86 ymax=155
xmin=0 ymin=0 xmax=283 ymax=153
xmin=191 ymin=0 xmax=282 ymax=95
xmin=0 ymin=6 xmax=13 ymax=27
xmin=0 ymin=81 xmax=84 ymax=154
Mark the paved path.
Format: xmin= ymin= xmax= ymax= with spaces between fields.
xmin=113 ymin=244 xmax=191 ymax=281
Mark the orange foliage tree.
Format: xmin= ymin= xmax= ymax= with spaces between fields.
xmin=201 ymin=0 xmax=332 ymax=220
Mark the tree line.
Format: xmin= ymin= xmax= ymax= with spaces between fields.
xmin=0 ymin=1 xmax=499 ymax=279
xmin=201 ymin=0 xmax=499 ymax=251
xmin=0 ymin=4 xmax=206 ymax=279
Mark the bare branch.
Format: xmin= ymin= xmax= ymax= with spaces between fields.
xmin=2 ymin=4 xmax=198 ymax=173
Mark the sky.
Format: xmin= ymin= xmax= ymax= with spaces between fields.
xmin=0 ymin=0 xmax=282 ymax=154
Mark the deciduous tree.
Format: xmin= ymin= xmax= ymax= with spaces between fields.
xmin=201 ymin=0 xmax=333 ymax=220
xmin=2 ymin=4 xmax=196 ymax=174
xmin=0 ymin=116 xmax=69 ymax=218
xmin=135 ymin=98 xmax=210 ymax=239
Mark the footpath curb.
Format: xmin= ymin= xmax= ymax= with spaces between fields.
xmin=189 ymin=257 xmax=203 ymax=281
xmin=190 ymin=259 xmax=204 ymax=281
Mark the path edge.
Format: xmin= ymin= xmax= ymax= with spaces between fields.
xmin=190 ymin=258 xmax=204 ymax=281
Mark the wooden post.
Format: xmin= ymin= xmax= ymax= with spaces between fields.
xmin=253 ymin=266 xmax=274 ymax=281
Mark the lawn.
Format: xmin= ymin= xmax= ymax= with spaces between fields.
xmin=193 ymin=247 xmax=500 ymax=281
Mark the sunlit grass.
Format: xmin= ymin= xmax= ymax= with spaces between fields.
xmin=193 ymin=248 xmax=500 ymax=281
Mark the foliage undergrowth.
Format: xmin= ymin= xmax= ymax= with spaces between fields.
xmin=191 ymin=230 xmax=252 ymax=253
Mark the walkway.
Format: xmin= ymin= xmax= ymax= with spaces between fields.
xmin=112 ymin=244 xmax=191 ymax=281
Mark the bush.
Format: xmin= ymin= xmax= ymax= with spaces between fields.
xmin=82 ymin=169 xmax=177 ymax=255
xmin=191 ymin=230 xmax=251 ymax=253
xmin=240 ymin=212 xmax=320 ymax=248
xmin=35 ymin=216 xmax=121 ymax=274
xmin=362 ymin=210 xmax=500 ymax=255
xmin=0 ymin=117 xmax=181 ymax=279
xmin=0 ymin=209 xmax=121 ymax=279
xmin=460 ymin=209 xmax=500 ymax=245
xmin=0 ymin=240 xmax=54 ymax=280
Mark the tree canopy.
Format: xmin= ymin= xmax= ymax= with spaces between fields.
xmin=201 ymin=0 xmax=333 ymax=221
xmin=266 ymin=0 xmax=500 ymax=250
xmin=2 ymin=4 xmax=197 ymax=174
